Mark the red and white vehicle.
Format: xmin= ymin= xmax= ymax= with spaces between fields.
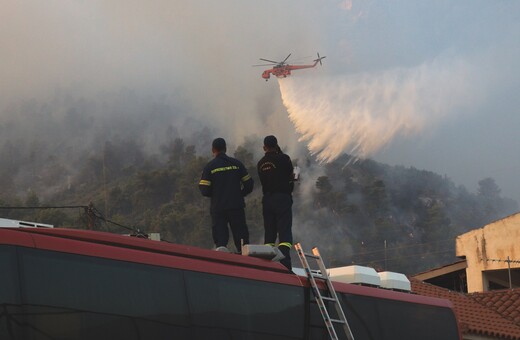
xmin=0 ymin=225 xmax=461 ymax=340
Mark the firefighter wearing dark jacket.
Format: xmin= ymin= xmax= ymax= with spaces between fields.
xmin=257 ymin=135 xmax=294 ymax=270
xmin=199 ymin=138 xmax=254 ymax=253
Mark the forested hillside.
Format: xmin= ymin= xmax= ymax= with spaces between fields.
xmin=1 ymin=136 xmax=517 ymax=274
xmin=0 ymin=94 xmax=518 ymax=274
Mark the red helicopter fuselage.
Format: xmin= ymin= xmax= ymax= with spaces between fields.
xmin=261 ymin=60 xmax=321 ymax=81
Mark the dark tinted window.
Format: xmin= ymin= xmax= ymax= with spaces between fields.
xmin=339 ymin=293 xmax=459 ymax=340
xmin=185 ymin=271 xmax=304 ymax=340
xmin=0 ymin=245 xmax=23 ymax=339
xmin=0 ymin=246 xmax=20 ymax=304
xmin=20 ymin=247 xmax=189 ymax=340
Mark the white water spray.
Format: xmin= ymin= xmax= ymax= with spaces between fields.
xmin=278 ymin=57 xmax=477 ymax=163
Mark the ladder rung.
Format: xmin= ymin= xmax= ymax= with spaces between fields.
xmin=304 ymin=252 xmax=320 ymax=259
xmin=320 ymin=296 xmax=336 ymax=302
xmin=297 ymin=244 xmax=354 ymax=340
xmin=330 ymin=318 xmax=346 ymax=324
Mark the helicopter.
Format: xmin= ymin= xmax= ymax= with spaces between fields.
xmin=254 ymin=53 xmax=326 ymax=81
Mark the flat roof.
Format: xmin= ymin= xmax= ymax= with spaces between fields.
xmin=413 ymin=260 xmax=467 ymax=281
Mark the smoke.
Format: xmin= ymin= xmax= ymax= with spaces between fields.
xmin=0 ymin=1 xmax=327 ymax=164
xmin=278 ymin=56 xmax=479 ymax=163
xmin=1 ymin=0 xmax=519 ymax=201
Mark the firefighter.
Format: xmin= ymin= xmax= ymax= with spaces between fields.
xmin=199 ymin=138 xmax=254 ymax=253
xmin=257 ymin=135 xmax=294 ymax=270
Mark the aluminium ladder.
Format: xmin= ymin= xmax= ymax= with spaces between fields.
xmin=295 ymin=243 xmax=355 ymax=340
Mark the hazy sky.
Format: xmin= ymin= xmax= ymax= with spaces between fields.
xmin=1 ymin=1 xmax=519 ymax=201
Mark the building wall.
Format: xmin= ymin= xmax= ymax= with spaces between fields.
xmin=456 ymin=212 xmax=520 ymax=293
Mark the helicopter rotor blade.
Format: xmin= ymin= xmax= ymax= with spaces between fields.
xmin=315 ymin=52 xmax=326 ymax=66
xmin=282 ymin=53 xmax=292 ymax=64
xmin=252 ymin=63 xmax=277 ymax=67
xmin=259 ymin=58 xmax=279 ymax=64
xmin=320 ymin=56 xmax=326 ymax=65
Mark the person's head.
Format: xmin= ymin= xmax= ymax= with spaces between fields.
xmin=263 ymin=135 xmax=279 ymax=152
xmin=212 ymin=138 xmax=226 ymax=157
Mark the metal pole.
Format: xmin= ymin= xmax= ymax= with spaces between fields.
xmin=103 ymin=146 xmax=109 ymax=218
xmin=384 ymin=240 xmax=387 ymax=271
xmin=507 ymin=256 xmax=512 ymax=289
xmin=86 ymin=202 xmax=95 ymax=231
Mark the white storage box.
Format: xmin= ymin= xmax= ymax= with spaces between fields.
xmin=328 ymin=265 xmax=381 ymax=286
xmin=378 ymin=271 xmax=411 ymax=291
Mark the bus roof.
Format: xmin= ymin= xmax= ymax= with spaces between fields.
xmin=0 ymin=227 xmax=454 ymax=310
xmin=0 ymin=226 xmax=289 ymax=273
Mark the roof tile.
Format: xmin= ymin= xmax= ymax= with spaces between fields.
xmin=411 ymin=279 xmax=520 ymax=339
xmin=470 ymin=288 xmax=520 ymax=326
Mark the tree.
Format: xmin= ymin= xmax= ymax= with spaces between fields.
xmin=25 ymin=191 xmax=40 ymax=207
xmin=234 ymin=146 xmax=254 ymax=169
xmin=478 ymin=177 xmax=501 ymax=198
xmin=170 ymin=138 xmax=185 ymax=167
xmin=363 ymin=179 xmax=388 ymax=217
xmin=316 ymin=176 xmax=332 ymax=193
xmin=182 ymin=145 xmax=196 ymax=165
xmin=477 ymin=177 xmax=503 ymax=222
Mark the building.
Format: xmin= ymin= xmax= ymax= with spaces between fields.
xmin=412 ymin=212 xmax=520 ymax=339
xmin=456 ymin=212 xmax=520 ymax=293
xmin=413 ymin=259 xmax=468 ymax=292
xmin=414 ymin=212 xmax=520 ymax=293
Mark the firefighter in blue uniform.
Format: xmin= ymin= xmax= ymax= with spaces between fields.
xmin=199 ymin=138 xmax=254 ymax=253
xmin=257 ymin=135 xmax=295 ymax=270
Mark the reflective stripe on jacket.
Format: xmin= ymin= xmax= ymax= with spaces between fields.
xmin=199 ymin=153 xmax=254 ymax=212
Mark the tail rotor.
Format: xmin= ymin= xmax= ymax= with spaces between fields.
xmin=314 ymin=52 xmax=326 ymax=66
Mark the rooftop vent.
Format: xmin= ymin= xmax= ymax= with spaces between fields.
xmin=242 ymin=244 xmax=284 ymax=261
xmin=378 ymin=271 xmax=411 ymax=292
xmin=292 ymin=267 xmax=307 ymax=276
xmin=328 ymin=265 xmax=381 ymax=287
xmin=0 ymin=218 xmax=54 ymax=228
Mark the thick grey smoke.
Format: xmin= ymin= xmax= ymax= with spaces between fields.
xmin=0 ymin=0 xmax=320 ymax=148
xmin=1 ymin=0 xmax=519 ymax=201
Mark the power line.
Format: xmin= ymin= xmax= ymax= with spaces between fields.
xmin=347 ymin=238 xmax=453 ymax=257
xmin=0 ymin=204 xmax=147 ymax=237
xmin=482 ymin=258 xmax=520 ymax=264
xmin=353 ymin=248 xmax=455 ymax=266
xmin=88 ymin=205 xmax=147 ymax=237
xmin=0 ymin=204 xmax=180 ymax=243
xmin=481 ymin=256 xmax=520 ymax=289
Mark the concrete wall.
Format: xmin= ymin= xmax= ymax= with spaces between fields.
xmin=456 ymin=212 xmax=520 ymax=293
